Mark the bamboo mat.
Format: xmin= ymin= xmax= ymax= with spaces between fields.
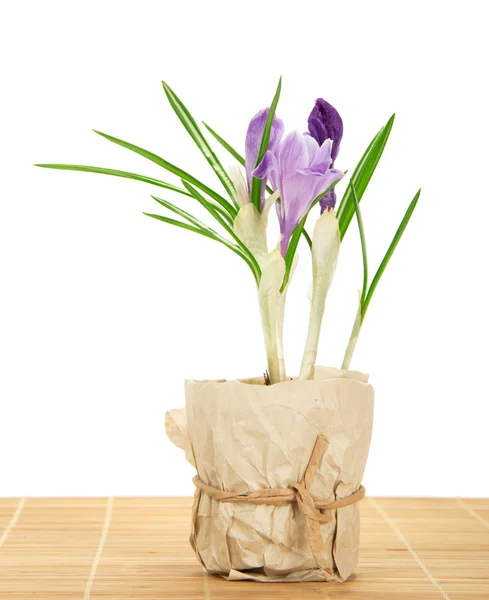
xmin=0 ymin=497 xmax=488 ymax=599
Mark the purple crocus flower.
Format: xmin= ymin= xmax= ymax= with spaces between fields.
xmin=254 ymin=132 xmax=343 ymax=256
xmin=307 ymin=99 xmax=343 ymax=212
xmin=245 ymin=109 xmax=284 ymax=209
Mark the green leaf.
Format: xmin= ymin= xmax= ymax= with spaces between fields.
xmin=203 ymin=122 xmax=273 ymax=194
xmin=336 ymin=113 xmax=395 ymax=239
xmin=281 ymin=216 xmax=305 ymax=292
xmin=143 ymin=212 xmax=247 ymax=262
xmin=351 ymin=181 xmax=368 ymax=304
xmin=341 ymin=301 xmax=362 ymax=370
xmin=251 ymin=77 xmax=282 ymax=212
xmin=202 ymin=122 xmax=245 ymax=166
xmin=143 ymin=213 xmax=212 ymax=237
xmin=162 ymin=82 xmax=237 ymax=206
xmin=150 ymin=195 xmax=242 ymax=256
xmin=92 ymin=129 xmax=237 ymax=218
xmin=181 ymin=181 xmax=262 ymax=285
xmin=35 ymin=162 xmax=232 ymax=224
xmin=362 ymin=189 xmax=421 ymax=317
xmin=145 ymin=205 xmax=253 ymax=272
xmin=301 ymin=228 xmax=312 ymax=249
xmin=34 ymin=164 xmax=192 ymax=196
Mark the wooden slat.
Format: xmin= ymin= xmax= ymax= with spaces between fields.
xmin=0 ymin=497 xmax=488 ymax=599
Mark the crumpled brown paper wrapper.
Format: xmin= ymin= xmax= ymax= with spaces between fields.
xmin=166 ymin=366 xmax=374 ymax=582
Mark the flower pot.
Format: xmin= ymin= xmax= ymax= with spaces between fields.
xmin=166 ymin=366 xmax=374 ymax=582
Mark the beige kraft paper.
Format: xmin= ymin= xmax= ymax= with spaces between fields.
xmin=166 ymin=366 xmax=374 ymax=582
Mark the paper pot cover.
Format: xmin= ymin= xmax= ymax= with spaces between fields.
xmin=166 ymin=367 xmax=374 ymax=582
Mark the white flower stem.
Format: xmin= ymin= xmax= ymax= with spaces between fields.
xmin=341 ymin=306 xmax=363 ymax=370
xmin=299 ymin=288 xmax=326 ymax=380
xmin=298 ymin=210 xmax=340 ymax=380
xmin=257 ymin=248 xmax=287 ymax=385
xmin=276 ymin=291 xmax=287 ymax=381
xmin=258 ymin=291 xmax=284 ymax=384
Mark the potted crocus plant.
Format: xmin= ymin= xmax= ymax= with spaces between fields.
xmin=36 ymin=78 xmax=420 ymax=582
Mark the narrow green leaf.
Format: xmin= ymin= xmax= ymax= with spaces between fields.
xmin=341 ymin=302 xmax=362 ymax=371
xmin=202 ymin=123 xmax=281 ymax=202
xmin=362 ymin=189 xmax=421 ymax=317
xmin=251 ymin=77 xmax=282 ymax=212
xmin=281 ymin=216 xmax=305 ymax=292
xmin=144 ymin=209 xmax=253 ymax=272
xmin=151 ymin=195 xmax=242 ymax=255
xmin=181 ymin=181 xmax=262 ymax=285
xmin=351 ymin=182 xmax=368 ymax=304
xmin=254 ymin=78 xmax=282 ymax=168
xmin=202 ymin=122 xmax=245 ymax=166
xmin=92 ymin=130 xmax=237 ymax=218
xmin=301 ymin=228 xmax=312 ymax=249
xmin=34 ymin=164 xmax=192 ymax=196
xmin=176 ymin=178 xmax=234 ymax=227
xmin=143 ymin=213 xmax=212 ymax=237
xmin=337 ymin=114 xmax=395 ymax=239
xmin=202 ymin=124 xmax=269 ymax=191
xmin=151 ymin=195 xmax=211 ymax=232
xmin=162 ymin=82 xmax=237 ymax=206
xmin=35 ymin=162 xmax=232 ymax=223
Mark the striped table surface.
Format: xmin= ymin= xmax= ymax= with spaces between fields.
xmin=0 ymin=497 xmax=488 ymax=599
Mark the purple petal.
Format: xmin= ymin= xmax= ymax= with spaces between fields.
xmin=277 ymin=132 xmax=309 ymax=176
xmin=279 ymin=172 xmax=325 ymax=248
xmin=278 ymin=170 xmax=320 ymax=256
xmin=278 ymin=168 xmax=343 ymax=255
xmin=280 ymin=230 xmax=293 ymax=257
xmin=309 ymin=138 xmax=333 ymax=173
xmin=252 ymin=149 xmax=280 ymax=195
xmin=317 ymin=168 xmax=343 ymax=212
xmin=304 ymin=134 xmax=319 ymax=165
xmin=252 ymin=150 xmax=275 ymax=179
xmin=319 ymin=189 xmax=337 ymax=213
xmin=307 ymin=98 xmax=343 ymax=164
xmin=245 ymin=108 xmax=284 ymax=191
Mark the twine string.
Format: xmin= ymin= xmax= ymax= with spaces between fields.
xmin=193 ymin=434 xmax=365 ymax=577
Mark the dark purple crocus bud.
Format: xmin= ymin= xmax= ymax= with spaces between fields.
xmin=307 ymin=99 xmax=343 ymax=212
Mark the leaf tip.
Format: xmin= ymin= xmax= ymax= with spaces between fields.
xmin=181 ymin=178 xmax=193 ymax=192
xmin=161 ymin=81 xmax=171 ymax=96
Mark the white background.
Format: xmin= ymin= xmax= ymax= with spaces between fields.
xmin=1 ymin=0 xmax=488 ymax=498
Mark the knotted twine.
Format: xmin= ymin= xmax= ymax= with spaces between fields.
xmin=193 ymin=434 xmax=365 ymax=577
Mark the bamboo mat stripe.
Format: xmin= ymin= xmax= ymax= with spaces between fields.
xmin=83 ymin=497 xmax=113 ymax=600
xmin=0 ymin=497 xmax=488 ymax=599
xmin=456 ymin=498 xmax=489 ymax=531
xmin=203 ymin=571 xmax=212 ymax=600
xmin=369 ymin=498 xmax=451 ymax=600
